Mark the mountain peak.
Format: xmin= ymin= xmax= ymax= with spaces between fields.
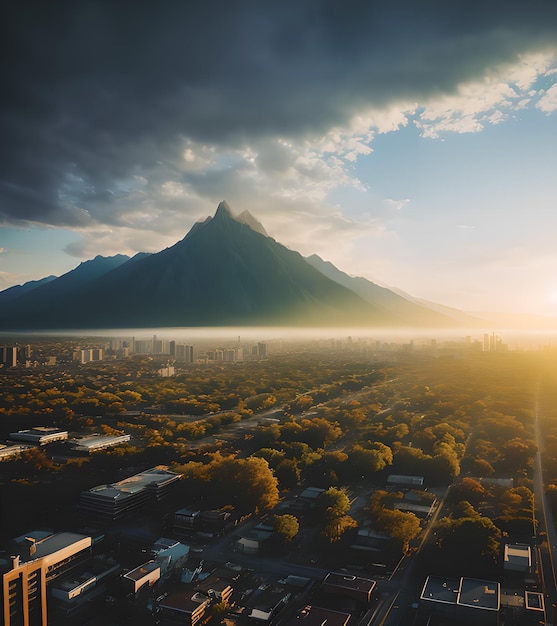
xmin=237 ymin=210 xmax=269 ymax=237
xmin=215 ymin=200 xmax=234 ymax=219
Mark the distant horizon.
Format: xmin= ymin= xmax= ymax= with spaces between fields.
xmin=2 ymin=326 xmax=557 ymax=351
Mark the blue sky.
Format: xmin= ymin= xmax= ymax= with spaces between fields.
xmin=1 ymin=3 xmax=557 ymax=318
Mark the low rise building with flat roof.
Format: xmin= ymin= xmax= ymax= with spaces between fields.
xmin=387 ymin=475 xmax=424 ymax=488
xmin=122 ymin=561 xmax=161 ymax=594
xmin=525 ymin=591 xmax=544 ymax=613
xmin=322 ymin=573 xmax=376 ymax=605
xmin=50 ymin=556 xmax=120 ymax=617
xmin=504 ymin=543 xmax=532 ymax=573
xmin=157 ymin=590 xmax=210 ymax=626
xmin=393 ymin=502 xmax=434 ymax=518
xmin=245 ymin=584 xmax=291 ymax=622
xmin=150 ymin=537 xmax=190 ymax=581
xmin=0 ymin=443 xmax=34 ymax=461
xmin=420 ymin=576 xmax=500 ymax=624
xmin=70 ymin=433 xmax=130 ymax=453
xmin=420 ymin=576 xmax=460 ymax=609
xmin=285 ymin=605 xmax=352 ymax=626
xmin=457 ymin=577 xmax=499 ymax=612
xmin=79 ymin=466 xmax=182 ymax=519
xmin=9 ymin=427 xmax=68 ymax=445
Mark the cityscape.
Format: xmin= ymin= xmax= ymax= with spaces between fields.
xmin=0 ymin=333 xmax=557 ymax=624
xmin=2 ymin=2 xmax=557 ymax=626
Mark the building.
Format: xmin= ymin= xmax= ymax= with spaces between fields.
xmin=1 ymin=531 xmax=93 ymax=626
xmin=0 ymin=346 xmax=18 ymax=367
xmin=285 ymin=605 xmax=352 ymax=626
xmin=503 ymin=544 xmax=531 ymax=573
xmin=9 ymin=427 xmax=68 ymax=445
xmin=75 ymin=349 xmax=103 ymax=364
xmin=70 ymin=433 xmax=131 ymax=453
xmin=174 ymin=508 xmax=201 ymax=534
xmin=322 ymin=573 xmax=376 ymax=604
xmin=393 ymin=501 xmax=434 ymax=518
xmin=122 ymin=561 xmax=161 ymax=595
xmin=175 ymin=344 xmax=195 ymax=363
xmin=156 ymin=590 xmax=210 ymax=626
xmin=49 ymin=556 xmax=120 ymax=618
xmin=0 ymin=443 xmax=34 ymax=461
xmin=420 ymin=576 xmax=500 ymax=625
xmin=245 ymin=584 xmax=291 ymax=622
xmin=150 ymin=537 xmax=190 ymax=581
xmin=79 ymin=466 xmax=182 ymax=519
xmin=158 ymin=364 xmax=175 ymax=377
xmin=195 ymin=575 xmax=234 ymax=603
xmin=386 ymin=475 xmax=424 ymax=488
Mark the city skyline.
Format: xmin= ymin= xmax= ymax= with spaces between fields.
xmin=1 ymin=3 xmax=557 ymax=318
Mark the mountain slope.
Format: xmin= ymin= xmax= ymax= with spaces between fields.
xmin=0 ymin=203 xmax=399 ymax=329
xmin=0 ymin=254 xmax=131 ymax=326
xmin=305 ymin=254 xmax=472 ymax=327
xmin=0 ymin=275 xmax=57 ymax=306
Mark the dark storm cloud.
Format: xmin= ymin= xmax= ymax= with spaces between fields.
xmin=2 ymin=0 xmax=556 ymax=226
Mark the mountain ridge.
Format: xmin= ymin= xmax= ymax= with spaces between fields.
xmin=0 ymin=203 xmax=473 ymax=330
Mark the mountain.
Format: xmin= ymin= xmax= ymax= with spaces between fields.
xmin=0 ymin=275 xmax=57 ymax=306
xmin=0 ymin=254 xmax=132 ymax=328
xmin=305 ymin=254 xmax=483 ymax=327
xmin=0 ymin=203 xmax=401 ymax=329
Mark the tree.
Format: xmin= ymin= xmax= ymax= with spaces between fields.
xmin=449 ymin=478 xmax=486 ymax=506
xmin=321 ymin=514 xmax=358 ymax=543
xmin=433 ymin=515 xmax=501 ymax=569
xmin=320 ymin=487 xmax=351 ymax=518
xmin=318 ymin=487 xmax=356 ymax=543
xmin=273 ymin=514 xmax=299 ymax=543
xmin=210 ymin=456 xmax=280 ymax=513
xmin=376 ymin=508 xmax=421 ymax=553
xmin=345 ymin=443 xmax=393 ymax=479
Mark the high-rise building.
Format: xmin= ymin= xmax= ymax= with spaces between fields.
xmin=1 ymin=532 xmax=92 ymax=626
xmin=0 ymin=346 xmax=17 ymax=367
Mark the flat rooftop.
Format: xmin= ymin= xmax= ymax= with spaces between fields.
xmin=457 ymin=578 xmax=500 ymax=611
xmin=504 ymin=543 xmax=531 ymax=565
xmin=387 ymin=474 xmax=424 ymax=486
xmin=18 ymin=532 xmax=91 ymax=562
xmin=525 ymin=591 xmax=544 ymax=612
xmin=324 ymin=573 xmax=376 ymax=594
xmin=159 ymin=590 xmax=209 ymax=613
xmin=72 ymin=433 xmax=130 ymax=449
xmin=123 ymin=561 xmax=160 ymax=581
xmin=420 ymin=576 xmax=460 ymax=604
xmin=84 ymin=466 xmax=181 ymax=499
xmin=289 ymin=605 xmax=351 ymax=626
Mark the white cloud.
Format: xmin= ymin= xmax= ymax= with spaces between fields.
xmin=415 ymin=52 xmax=557 ymax=138
xmin=536 ymin=84 xmax=557 ymax=113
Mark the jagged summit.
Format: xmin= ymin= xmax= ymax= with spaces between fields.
xmin=214 ymin=200 xmax=234 ymax=219
xmin=193 ymin=201 xmax=269 ymax=237
xmin=236 ymin=210 xmax=268 ymax=236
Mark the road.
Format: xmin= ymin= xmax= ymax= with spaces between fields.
xmin=533 ymin=387 xmax=557 ymax=625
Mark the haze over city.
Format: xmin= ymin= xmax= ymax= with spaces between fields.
xmin=2 ymin=2 xmax=557 ymax=320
